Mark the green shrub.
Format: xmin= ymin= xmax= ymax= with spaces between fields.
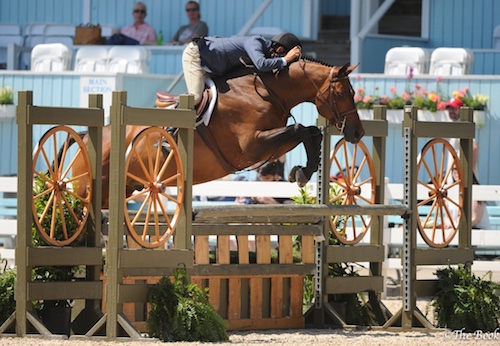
xmin=0 ymin=86 xmax=14 ymax=105
xmin=432 ymin=264 xmax=500 ymax=332
xmin=147 ymin=266 xmax=228 ymax=342
xmin=0 ymin=269 xmax=16 ymax=323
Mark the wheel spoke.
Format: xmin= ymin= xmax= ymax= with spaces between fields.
xmin=57 ymin=133 xmax=71 ymax=177
xmin=158 ymin=149 xmax=175 ymax=180
xmin=60 ymin=191 xmax=83 ymax=229
xmin=130 ymin=145 xmax=152 ymax=183
xmin=153 ymin=136 xmax=163 ymax=178
xmin=49 ymin=195 xmax=58 ymax=239
xmin=51 ymin=134 xmax=60 ymax=177
xmin=126 ymin=171 xmax=150 ymax=188
xmin=38 ymin=190 xmax=55 ymax=225
xmin=39 ymin=146 xmax=56 ymax=179
xmin=60 ymin=147 xmax=83 ymax=181
xmin=57 ymin=197 xmax=69 ymax=240
xmin=161 ymin=172 xmax=182 ymax=186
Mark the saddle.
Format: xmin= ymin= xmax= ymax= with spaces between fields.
xmin=155 ymin=87 xmax=211 ymax=119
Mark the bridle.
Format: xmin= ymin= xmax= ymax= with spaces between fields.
xmin=300 ymin=59 xmax=358 ymax=134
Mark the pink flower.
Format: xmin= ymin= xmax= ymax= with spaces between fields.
xmin=401 ymin=92 xmax=411 ymax=101
xmin=363 ymin=95 xmax=372 ymax=103
xmin=354 ymin=95 xmax=362 ymax=102
xmin=415 ymin=84 xmax=422 ymax=90
xmin=357 ymin=87 xmax=365 ymax=94
xmin=390 ymin=86 xmax=397 ymax=94
xmin=356 ymin=75 xmax=361 ymax=81
xmin=437 ymin=101 xmax=447 ymax=110
xmin=407 ymin=66 xmax=414 ymax=79
xmin=436 ymin=76 xmax=443 ymax=82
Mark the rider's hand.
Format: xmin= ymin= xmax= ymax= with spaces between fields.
xmin=284 ymin=46 xmax=302 ymax=64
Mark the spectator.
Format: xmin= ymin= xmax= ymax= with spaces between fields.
xmin=445 ymin=166 xmax=491 ymax=230
xmin=169 ymin=1 xmax=208 ymax=45
xmin=250 ymin=162 xmax=292 ymax=205
xmin=109 ymin=2 xmax=157 ymax=45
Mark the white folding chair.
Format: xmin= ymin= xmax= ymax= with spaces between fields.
xmin=0 ymin=35 xmax=24 ymax=67
xmin=31 ymin=43 xmax=73 ymax=72
xmin=429 ymin=47 xmax=474 ymax=75
xmin=0 ymin=24 xmax=23 ymax=68
xmin=0 ymin=23 xmax=21 ymax=35
xmin=43 ymin=24 xmax=75 ymax=47
xmin=107 ymin=46 xmax=150 ymax=74
xmin=74 ymin=46 xmax=109 ymax=72
xmin=23 ymin=22 xmax=52 ymax=47
xmin=384 ymin=47 xmax=430 ymax=75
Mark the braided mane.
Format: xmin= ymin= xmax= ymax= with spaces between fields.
xmin=301 ymin=55 xmax=337 ymax=68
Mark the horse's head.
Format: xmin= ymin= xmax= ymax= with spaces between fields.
xmin=313 ymin=63 xmax=364 ymax=143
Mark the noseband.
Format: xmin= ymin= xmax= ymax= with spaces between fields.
xmin=301 ymin=60 xmax=358 ymax=134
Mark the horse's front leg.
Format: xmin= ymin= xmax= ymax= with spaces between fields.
xmin=253 ymin=124 xmax=322 ymax=187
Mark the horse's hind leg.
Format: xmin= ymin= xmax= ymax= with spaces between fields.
xmin=253 ymin=124 xmax=322 ymax=187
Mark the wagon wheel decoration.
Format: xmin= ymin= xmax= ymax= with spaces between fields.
xmin=329 ymin=139 xmax=376 ymax=245
xmin=32 ymin=126 xmax=92 ymax=246
xmin=124 ymin=127 xmax=185 ymax=249
xmin=416 ymin=138 xmax=464 ymax=248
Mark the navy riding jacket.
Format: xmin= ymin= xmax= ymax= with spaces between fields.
xmin=197 ymin=35 xmax=287 ymax=75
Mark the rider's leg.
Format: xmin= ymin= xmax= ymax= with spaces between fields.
xmin=182 ymin=42 xmax=205 ymax=106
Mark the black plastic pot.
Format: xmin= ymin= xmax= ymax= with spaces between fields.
xmin=40 ymin=300 xmax=72 ymax=337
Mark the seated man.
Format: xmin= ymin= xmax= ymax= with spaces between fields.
xmin=182 ymin=33 xmax=302 ymax=106
xmin=109 ymin=2 xmax=157 ymax=45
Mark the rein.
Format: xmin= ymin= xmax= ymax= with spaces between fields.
xmin=299 ymin=59 xmax=357 ymax=135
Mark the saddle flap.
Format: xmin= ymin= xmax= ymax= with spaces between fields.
xmin=156 ymin=91 xmax=178 ymax=102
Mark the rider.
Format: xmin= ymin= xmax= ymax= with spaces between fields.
xmin=182 ymin=32 xmax=302 ymax=107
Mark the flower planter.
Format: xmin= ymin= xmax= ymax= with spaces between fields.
xmin=357 ymin=109 xmax=451 ymax=123
xmin=418 ymin=110 xmax=450 ymax=122
xmin=474 ymin=110 xmax=485 ymax=127
xmin=0 ymin=104 xmax=15 ymax=119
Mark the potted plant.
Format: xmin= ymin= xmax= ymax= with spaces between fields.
xmin=451 ymin=87 xmax=489 ymax=126
xmin=147 ymin=266 xmax=228 ymax=342
xmin=432 ymin=264 xmax=500 ymax=332
xmin=0 ymin=86 xmax=15 ymax=119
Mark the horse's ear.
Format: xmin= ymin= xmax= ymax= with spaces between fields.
xmin=346 ymin=63 xmax=359 ymax=75
xmin=338 ymin=63 xmax=350 ymax=75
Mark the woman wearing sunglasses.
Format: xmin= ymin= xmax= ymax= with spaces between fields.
xmin=169 ymin=1 xmax=209 ymax=45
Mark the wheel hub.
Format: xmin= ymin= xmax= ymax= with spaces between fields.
xmin=348 ymin=185 xmax=361 ymax=196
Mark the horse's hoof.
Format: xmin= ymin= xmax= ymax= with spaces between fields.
xmin=288 ymin=166 xmax=299 ymax=183
xmin=295 ymin=168 xmax=308 ymax=188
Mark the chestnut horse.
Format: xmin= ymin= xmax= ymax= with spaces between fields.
xmin=76 ymin=58 xmax=364 ymax=208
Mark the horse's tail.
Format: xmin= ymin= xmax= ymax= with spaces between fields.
xmin=51 ymin=130 xmax=88 ymax=173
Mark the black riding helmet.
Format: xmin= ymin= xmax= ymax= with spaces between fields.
xmin=271 ymin=33 xmax=301 ymax=52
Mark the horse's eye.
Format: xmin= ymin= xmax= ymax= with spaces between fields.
xmin=337 ymin=92 xmax=344 ymax=98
